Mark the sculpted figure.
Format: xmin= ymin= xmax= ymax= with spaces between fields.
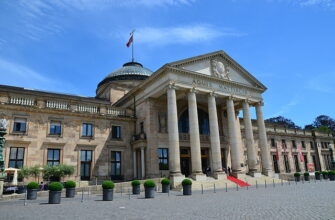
xmin=0 ymin=119 xmax=7 ymax=130
xmin=212 ymin=59 xmax=230 ymax=80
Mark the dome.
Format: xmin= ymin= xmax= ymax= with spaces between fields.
xmin=98 ymin=62 xmax=153 ymax=88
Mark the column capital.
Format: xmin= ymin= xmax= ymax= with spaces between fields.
xmin=256 ymin=101 xmax=264 ymax=107
xmin=167 ymin=81 xmax=177 ymax=90
xmin=208 ymin=90 xmax=217 ymax=97
xmin=189 ymin=87 xmax=199 ymax=94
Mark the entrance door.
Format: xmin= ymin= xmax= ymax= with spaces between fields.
xmin=294 ymin=155 xmax=300 ymax=172
xmin=180 ymin=148 xmax=191 ymax=177
xmin=201 ymin=148 xmax=209 ymax=175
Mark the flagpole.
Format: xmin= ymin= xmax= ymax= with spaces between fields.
xmin=132 ymin=30 xmax=135 ymax=62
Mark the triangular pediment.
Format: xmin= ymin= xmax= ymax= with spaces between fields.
xmin=168 ymin=50 xmax=266 ymax=90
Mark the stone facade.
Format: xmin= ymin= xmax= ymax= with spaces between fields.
xmin=0 ymin=51 xmax=334 ymax=184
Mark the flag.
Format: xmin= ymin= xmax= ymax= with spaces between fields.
xmin=275 ymin=143 xmax=279 ymax=161
xmin=298 ymin=145 xmax=305 ymax=162
xmin=126 ymin=31 xmax=134 ymax=47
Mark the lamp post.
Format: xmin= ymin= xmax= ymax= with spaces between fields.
xmin=0 ymin=118 xmax=7 ymax=198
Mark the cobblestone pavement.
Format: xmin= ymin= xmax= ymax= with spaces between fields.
xmin=1 ymin=181 xmax=335 ymax=220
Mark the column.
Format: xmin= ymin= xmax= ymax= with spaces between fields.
xmin=242 ymin=101 xmax=259 ymax=175
xmin=167 ymin=84 xmax=184 ymax=183
xmin=208 ymin=93 xmax=224 ymax=179
xmin=188 ymin=89 xmax=205 ymax=180
xmin=256 ymin=102 xmax=273 ymax=176
xmin=141 ymin=148 xmax=145 ymax=179
xmin=133 ymin=151 xmax=137 ymax=178
xmin=226 ymin=97 xmax=242 ymax=176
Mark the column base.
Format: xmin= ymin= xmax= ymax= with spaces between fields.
xmin=213 ymin=171 xmax=226 ymax=180
xmin=248 ymin=172 xmax=262 ymax=177
xmin=169 ymin=173 xmax=185 ymax=188
xmin=262 ymin=170 xmax=274 ymax=177
xmin=191 ymin=172 xmax=207 ymax=181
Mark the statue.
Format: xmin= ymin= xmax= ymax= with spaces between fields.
xmin=0 ymin=119 xmax=7 ymax=131
xmin=211 ymin=59 xmax=230 ymax=80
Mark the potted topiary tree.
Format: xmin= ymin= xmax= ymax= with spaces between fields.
xmin=131 ymin=180 xmax=141 ymax=195
xmin=64 ymin=180 xmax=76 ymax=198
xmin=144 ymin=180 xmax=156 ymax=199
xmin=27 ymin=181 xmax=39 ymax=200
xmin=329 ymin=171 xmax=335 ymax=181
xmin=161 ymin=178 xmax=170 ymax=193
xmin=315 ymin=171 xmax=321 ymax=180
xmin=17 ymin=167 xmax=30 ymax=194
xmin=182 ymin=179 xmax=192 ymax=195
xmin=322 ymin=171 xmax=329 ymax=180
xmin=294 ymin=173 xmax=301 ymax=182
xmin=304 ymin=172 xmax=310 ymax=181
xmin=48 ymin=182 xmax=63 ymax=204
xmin=102 ymin=180 xmax=115 ymax=201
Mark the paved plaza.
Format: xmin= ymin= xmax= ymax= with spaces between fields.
xmin=1 ymin=181 xmax=334 ymax=220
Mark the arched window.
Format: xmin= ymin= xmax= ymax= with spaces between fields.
xmin=178 ymin=109 xmax=210 ymax=134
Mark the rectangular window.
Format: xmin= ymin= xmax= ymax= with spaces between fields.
xmin=111 ymin=126 xmax=121 ymax=139
xmin=310 ymin=141 xmax=314 ymax=149
xmin=292 ymin=140 xmax=297 ymax=148
xmin=47 ymin=149 xmax=60 ymax=166
xmin=158 ymin=148 xmax=169 ymax=170
xmin=271 ymin=138 xmax=275 ymax=148
xmin=13 ymin=118 xmax=27 ymax=132
xmin=50 ymin=121 xmax=61 ymax=135
xmin=8 ymin=147 xmax=25 ymax=168
xmin=284 ymin=154 xmax=290 ymax=173
xmin=80 ymin=150 xmax=92 ymax=180
xmin=82 ymin=123 xmax=93 ymax=137
xmin=282 ymin=140 xmax=287 ymax=149
xmin=294 ymin=155 xmax=300 ymax=172
xmin=111 ymin=151 xmax=121 ymax=179
xmin=301 ymin=141 xmax=306 ymax=149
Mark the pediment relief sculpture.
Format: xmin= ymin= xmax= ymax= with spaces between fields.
xmin=211 ymin=59 xmax=230 ymax=80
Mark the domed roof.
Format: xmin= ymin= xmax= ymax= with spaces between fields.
xmin=98 ymin=62 xmax=153 ymax=88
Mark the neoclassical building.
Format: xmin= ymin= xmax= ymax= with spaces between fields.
xmin=0 ymin=51 xmax=334 ymax=184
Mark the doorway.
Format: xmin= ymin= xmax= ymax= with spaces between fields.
xmin=272 ymin=155 xmax=280 ymax=173
xmin=180 ymin=148 xmax=191 ymax=177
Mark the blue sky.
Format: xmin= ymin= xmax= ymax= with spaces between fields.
xmin=0 ymin=0 xmax=334 ymax=127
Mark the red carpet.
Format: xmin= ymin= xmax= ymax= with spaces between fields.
xmin=227 ymin=176 xmax=251 ymax=187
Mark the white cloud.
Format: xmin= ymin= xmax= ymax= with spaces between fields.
xmin=299 ymin=0 xmax=335 ymax=7
xmin=0 ymin=58 xmax=78 ymax=94
xmin=271 ymin=98 xmax=299 ymax=117
xmin=122 ymin=25 xmax=245 ymax=46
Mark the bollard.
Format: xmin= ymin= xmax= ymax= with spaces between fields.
xmin=265 ymin=180 xmax=267 ymax=188
xmin=314 ymin=178 xmax=316 ymax=183
xmin=214 ymin=184 xmax=216 ymax=193
xmin=281 ymin=179 xmax=283 ymax=186
xmin=168 ymin=190 xmax=170 ymax=197
xmin=201 ymin=184 xmax=203 ymax=194
xmin=288 ymin=180 xmax=290 ymax=186
xmin=121 ymin=184 xmax=123 ymax=197
xmin=225 ymin=183 xmax=228 ymax=192
xmin=24 ymin=191 xmax=27 ymax=206
xmin=236 ymin=184 xmax=238 ymax=191
xmin=256 ymin=180 xmax=258 ymax=189
xmin=302 ymin=179 xmax=304 ymax=184
xmin=247 ymin=182 xmax=249 ymax=190
xmin=96 ymin=178 xmax=98 ymax=186
xmin=295 ymin=180 xmax=297 ymax=185
xmin=128 ymin=188 xmax=130 ymax=200
xmin=88 ymin=187 xmax=90 ymax=198
xmin=273 ymin=179 xmax=275 ymax=188
xmin=81 ymin=189 xmax=84 ymax=203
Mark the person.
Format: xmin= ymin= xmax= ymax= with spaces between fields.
xmin=205 ymin=167 xmax=211 ymax=176
xmin=228 ymin=166 xmax=231 ymax=176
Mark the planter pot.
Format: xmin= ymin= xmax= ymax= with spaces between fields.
xmin=315 ymin=174 xmax=321 ymax=180
xmin=329 ymin=174 xmax=335 ymax=181
xmin=145 ymin=187 xmax=155 ymax=199
xmin=183 ymin=185 xmax=192 ymax=196
xmin=27 ymin=189 xmax=38 ymax=200
xmin=49 ymin=191 xmax=62 ymax=204
xmin=132 ymin=185 xmax=140 ymax=195
xmin=17 ymin=186 xmax=26 ymax=194
xmin=323 ymin=174 xmax=329 ymax=179
xmin=304 ymin=176 xmax=310 ymax=181
xmin=162 ymin=184 xmax=170 ymax=193
xmin=66 ymin=188 xmax=76 ymax=198
xmin=294 ymin=176 xmax=300 ymax=182
xmin=103 ymin=189 xmax=114 ymax=201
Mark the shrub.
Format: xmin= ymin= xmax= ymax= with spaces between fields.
xmin=321 ymin=171 xmax=328 ymax=175
xmin=315 ymin=171 xmax=320 ymax=175
xmin=48 ymin=182 xmax=64 ymax=191
xmin=131 ymin=180 xmax=141 ymax=187
xmin=182 ymin=179 xmax=192 ymax=186
xmin=329 ymin=171 xmax=335 ymax=175
xmin=161 ymin=178 xmax=170 ymax=185
xmin=144 ymin=180 xmax=156 ymax=188
xmin=102 ymin=181 xmax=115 ymax=189
xmin=304 ymin=172 xmax=309 ymax=177
xmin=294 ymin=172 xmax=301 ymax=177
xmin=64 ymin=180 xmax=76 ymax=188
xmin=43 ymin=165 xmax=75 ymax=181
xmin=27 ymin=182 xmax=39 ymax=190
xmin=28 ymin=165 xmax=42 ymax=180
